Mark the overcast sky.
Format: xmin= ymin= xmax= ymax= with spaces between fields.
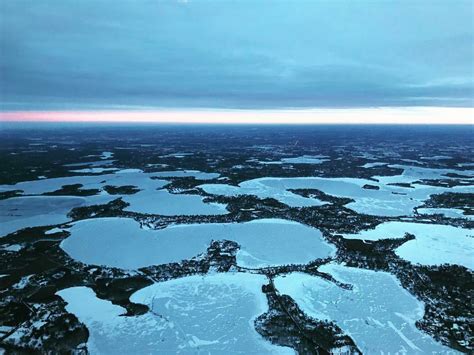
xmin=1 ymin=0 xmax=473 ymax=111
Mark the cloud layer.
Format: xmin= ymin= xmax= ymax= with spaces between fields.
xmin=1 ymin=0 xmax=473 ymax=110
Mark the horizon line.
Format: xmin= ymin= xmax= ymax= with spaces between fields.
xmin=0 ymin=107 xmax=473 ymax=125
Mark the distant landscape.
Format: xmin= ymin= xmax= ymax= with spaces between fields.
xmin=0 ymin=125 xmax=472 ymax=353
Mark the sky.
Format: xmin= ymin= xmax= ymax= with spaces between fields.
xmin=0 ymin=0 xmax=473 ymax=123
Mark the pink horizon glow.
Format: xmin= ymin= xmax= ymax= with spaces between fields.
xmin=0 ymin=107 xmax=473 ymax=124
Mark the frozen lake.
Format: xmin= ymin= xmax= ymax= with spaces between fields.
xmin=0 ymin=169 xmax=218 ymax=195
xmin=69 ymin=167 xmax=119 ymax=174
xmin=57 ymin=273 xmax=293 ymax=354
xmin=61 ymin=217 xmax=335 ymax=269
xmin=343 ymin=222 xmax=474 ymax=269
xmin=200 ymin=171 xmax=473 ymax=216
xmin=374 ymin=164 xmax=474 ymax=185
xmin=0 ymin=169 xmax=227 ymax=217
xmin=274 ymin=263 xmax=457 ymax=354
xmin=199 ymin=179 xmax=329 ymax=208
xmin=122 ymin=190 xmax=228 ymax=215
xmin=0 ymin=195 xmax=115 ymax=237
xmin=259 ymin=155 xmax=329 ymax=165
xmin=417 ymin=208 xmax=474 ymax=221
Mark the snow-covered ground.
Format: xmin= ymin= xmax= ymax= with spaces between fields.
xmin=60 ymin=218 xmax=335 ymax=269
xmin=57 ymin=274 xmax=294 ymax=354
xmin=274 ymin=263 xmax=457 ymax=354
xmin=343 ymin=222 xmax=473 ymax=269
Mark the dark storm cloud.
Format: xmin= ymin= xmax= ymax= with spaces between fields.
xmin=1 ymin=0 xmax=473 ymax=110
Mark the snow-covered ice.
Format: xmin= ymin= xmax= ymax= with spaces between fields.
xmin=60 ymin=217 xmax=335 ymax=269
xmin=343 ymin=222 xmax=473 ymax=269
xmin=45 ymin=227 xmax=66 ymax=235
xmin=199 ymin=179 xmax=328 ymax=208
xmin=416 ymin=208 xmax=474 ymax=221
xmin=57 ymin=274 xmax=293 ymax=354
xmin=259 ymin=155 xmax=329 ymax=165
xmin=457 ymin=162 xmax=474 ymax=168
xmin=65 ymin=159 xmax=116 ymax=167
xmin=420 ymin=155 xmax=452 ymax=161
xmin=374 ymin=164 xmax=474 ymax=185
xmin=0 ymin=195 xmax=114 ymax=237
xmin=149 ymin=170 xmax=219 ymax=179
xmin=0 ymin=171 xmax=156 ymax=195
xmin=274 ymin=263 xmax=457 ymax=354
xmin=281 ymin=155 xmax=329 ymax=164
xmin=0 ymin=169 xmax=226 ymax=216
xmin=160 ymin=152 xmax=194 ymax=158
xmin=122 ymin=190 xmax=228 ymax=215
xmin=100 ymin=151 xmax=114 ymax=159
xmin=199 ymin=175 xmax=472 ymax=216
xmin=69 ymin=167 xmax=119 ymax=174
xmin=0 ymin=170 xmax=218 ymax=195
xmin=1 ymin=244 xmax=22 ymax=252
xmin=360 ymin=162 xmax=388 ymax=168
